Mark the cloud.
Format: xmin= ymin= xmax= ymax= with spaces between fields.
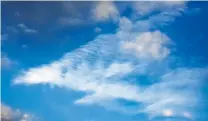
xmin=1 ymin=103 xmax=35 ymax=121
xmin=92 ymin=1 xmax=119 ymax=22
xmin=11 ymin=1 xmax=207 ymax=120
xmin=130 ymin=1 xmax=186 ymax=29
xmin=141 ymin=68 xmax=207 ymax=118
xmin=57 ymin=1 xmax=186 ymax=28
xmin=132 ymin=1 xmax=186 ymax=16
xmin=12 ymin=22 xmax=208 ymax=119
xmin=94 ymin=27 xmax=102 ymax=33
xmin=121 ymin=31 xmax=170 ymax=60
xmin=1 ymin=103 xmax=21 ymax=120
xmin=117 ymin=17 xmax=172 ymax=60
xmin=12 ymin=48 xmax=207 ymax=118
xmin=17 ymin=24 xmax=37 ymax=33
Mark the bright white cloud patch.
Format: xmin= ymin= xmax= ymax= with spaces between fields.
xmin=92 ymin=1 xmax=119 ymax=21
xmin=121 ymin=31 xmax=170 ymax=60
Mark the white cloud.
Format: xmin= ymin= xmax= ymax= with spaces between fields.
xmin=92 ymin=1 xmax=119 ymax=22
xmin=94 ymin=27 xmax=102 ymax=33
xmin=141 ymin=68 xmax=207 ymax=118
xmin=116 ymin=13 xmax=184 ymax=60
xmin=1 ymin=103 xmax=35 ymax=121
xmin=130 ymin=1 xmax=186 ymax=29
xmin=116 ymin=16 xmax=175 ymax=61
xmin=13 ymin=49 xmax=207 ymax=118
xmin=17 ymin=24 xmax=37 ymax=33
xmin=121 ymin=31 xmax=170 ymax=60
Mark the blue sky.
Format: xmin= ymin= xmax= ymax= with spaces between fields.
xmin=1 ymin=1 xmax=208 ymax=121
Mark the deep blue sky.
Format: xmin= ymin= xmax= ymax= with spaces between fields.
xmin=1 ymin=1 xmax=208 ymax=121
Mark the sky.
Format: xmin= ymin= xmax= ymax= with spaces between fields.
xmin=1 ymin=1 xmax=208 ymax=121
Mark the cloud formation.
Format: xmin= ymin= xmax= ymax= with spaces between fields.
xmin=132 ymin=1 xmax=186 ymax=16
xmin=13 ymin=18 xmax=207 ymax=119
xmin=11 ymin=1 xmax=207 ymax=120
xmin=121 ymin=31 xmax=170 ymax=60
xmin=1 ymin=103 xmax=35 ymax=121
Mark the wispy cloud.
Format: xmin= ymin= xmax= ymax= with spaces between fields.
xmin=130 ymin=1 xmax=186 ymax=28
xmin=57 ymin=1 xmax=186 ymax=28
xmin=17 ymin=23 xmax=37 ymax=33
xmin=132 ymin=1 xmax=186 ymax=16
